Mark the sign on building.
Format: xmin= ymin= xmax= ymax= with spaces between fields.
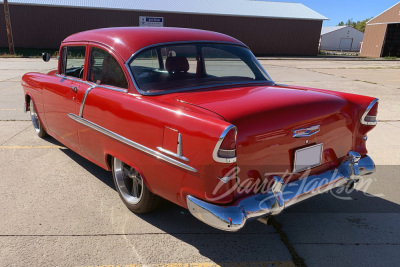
xmin=139 ymin=16 xmax=164 ymax=27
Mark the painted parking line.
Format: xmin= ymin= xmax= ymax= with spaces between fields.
xmin=0 ymin=145 xmax=66 ymax=149
xmin=76 ymin=261 xmax=295 ymax=267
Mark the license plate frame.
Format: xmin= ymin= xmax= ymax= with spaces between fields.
xmin=293 ymin=144 xmax=323 ymax=173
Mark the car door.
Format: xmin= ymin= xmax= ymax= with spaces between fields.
xmin=76 ymin=45 xmax=130 ymax=165
xmin=42 ymin=44 xmax=91 ymax=150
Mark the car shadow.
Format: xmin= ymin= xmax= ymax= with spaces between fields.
xmin=59 ymin=146 xmax=115 ymax=190
xmin=57 ymin=144 xmax=400 ymax=265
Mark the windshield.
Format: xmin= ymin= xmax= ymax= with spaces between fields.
xmin=129 ymin=43 xmax=272 ymax=94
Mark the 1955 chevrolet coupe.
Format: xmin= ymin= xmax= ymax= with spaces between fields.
xmin=22 ymin=27 xmax=378 ymax=231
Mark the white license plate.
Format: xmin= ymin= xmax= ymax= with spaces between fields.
xmin=293 ymin=144 xmax=323 ymax=173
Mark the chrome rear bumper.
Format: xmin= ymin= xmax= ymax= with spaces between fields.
xmin=187 ymin=152 xmax=375 ymax=231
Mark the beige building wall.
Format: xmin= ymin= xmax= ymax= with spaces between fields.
xmin=361 ymin=2 xmax=400 ymax=57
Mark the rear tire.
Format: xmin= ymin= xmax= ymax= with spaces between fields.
xmin=112 ymin=157 xmax=160 ymax=213
xmin=29 ymin=99 xmax=47 ymax=138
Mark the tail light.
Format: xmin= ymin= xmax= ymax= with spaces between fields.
xmin=360 ymin=99 xmax=378 ymax=125
xmin=213 ymin=125 xmax=237 ymax=163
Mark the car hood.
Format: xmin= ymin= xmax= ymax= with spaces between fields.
xmin=173 ymin=85 xmax=346 ymax=126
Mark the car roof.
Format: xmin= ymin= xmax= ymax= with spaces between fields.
xmin=62 ymin=27 xmax=245 ymax=62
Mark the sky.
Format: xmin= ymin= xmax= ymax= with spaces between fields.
xmin=270 ymin=0 xmax=400 ymax=26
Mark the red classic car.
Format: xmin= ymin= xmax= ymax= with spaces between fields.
xmin=22 ymin=27 xmax=377 ymax=231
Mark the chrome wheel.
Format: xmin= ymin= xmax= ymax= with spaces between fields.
xmin=113 ymin=158 xmax=143 ymax=205
xmin=30 ymin=99 xmax=40 ymax=134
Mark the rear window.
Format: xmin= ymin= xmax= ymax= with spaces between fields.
xmin=129 ymin=43 xmax=271 ymax=95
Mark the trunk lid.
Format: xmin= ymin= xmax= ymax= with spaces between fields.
xmin=174 ymin=85 xmax=353 ymax=185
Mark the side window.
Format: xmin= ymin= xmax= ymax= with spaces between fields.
xmin=60 ymin=46 xmax=86 ymax=79
xmin=88 ymin=47 xmax=128 ymax=89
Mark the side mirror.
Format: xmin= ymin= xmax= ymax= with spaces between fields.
xmin=42 ymin=52 xmax=51 ymax=62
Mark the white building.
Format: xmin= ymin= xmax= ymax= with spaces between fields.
xmin=320 ymin=26 xmax=364 ymax=52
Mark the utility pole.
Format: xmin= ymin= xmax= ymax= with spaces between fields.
xmin=3 ymin=0 xmax=15 ymax=54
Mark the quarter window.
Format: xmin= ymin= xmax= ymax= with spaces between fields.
xmin=203 ymin=47 xmax=255 ymax=79
xmin=88 ymin=47 xmax=128 ymax=89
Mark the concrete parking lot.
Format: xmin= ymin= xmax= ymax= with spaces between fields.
xmin=0 ymin=57 xmax=399 ymax=267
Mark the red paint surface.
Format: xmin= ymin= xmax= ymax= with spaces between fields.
xmin=22 ymin=27 xmax=377 ymax=208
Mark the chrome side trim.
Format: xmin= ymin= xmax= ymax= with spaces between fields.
xmin=55 ymin=74 xmax=128 ymax=117
xmin=79 ymin=85 xmax=128 ymax=117
xmin=68 ymin=113 xmax=197 ymax=173
xmin=217 ymin=176 xmax=231 ymax=183
xmin=212 ymin=125 xmax=237 ymax=163
xmin=157 ymin=147 xmax=189 ymax=162
xmin=79 ymin=87 xmax=96 ymax=117
xmin=56 ymin=74 xmax=96 ymax=117
xmin=360 ymin=98 xmax=379 ymax=126
xmin=187 ymin=153 xmax=375 ymax=231
xmin=156 ymin=132 xmax=188 ymax=161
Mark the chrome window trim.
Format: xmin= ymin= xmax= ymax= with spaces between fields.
xmin=68 ymin=113 xmax=197 ymax=173
xmin=125 ymin=41 xmax=274 ymax=96
xmin=55 ymin=73 xmax=94 ymax=87
xmin=133 ymin=81 xmax=274 ymax=96
xmin=360 ymin=98 xmax=379 ymax=126
xmin=95 ymin=84 xmax=128 ymax=93
xmin=60 ymin=46 xmax=67 ymax=75
xmin=212 ymin=125 xmax=237 ymax=164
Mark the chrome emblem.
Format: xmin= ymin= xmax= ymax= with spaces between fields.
xmin=293 ymin=125 xmax=320 ymax=138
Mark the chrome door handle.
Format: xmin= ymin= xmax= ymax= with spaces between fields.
xmin=71 ymin=86 xmax=78 ymax=93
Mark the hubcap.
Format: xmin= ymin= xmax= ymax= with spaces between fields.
xmin=114 ymin=158 xmax=143 ymax=205
xmin=30 ymin=100 xmax=40 ymax=134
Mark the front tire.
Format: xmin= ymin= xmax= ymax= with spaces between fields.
xmin=112 ymin=157 xmax=160 ymax=213
xmin=29 ymin=99 xmax=47 ymax=138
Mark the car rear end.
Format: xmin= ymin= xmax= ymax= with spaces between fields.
xmin=185 ymin=88 xmax=378 ymax=231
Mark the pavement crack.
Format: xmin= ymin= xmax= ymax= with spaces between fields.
xmin=269 ymin=217 xmax=307 ymax=267
xmin=0 ymin=124 xmax=31 ymax=146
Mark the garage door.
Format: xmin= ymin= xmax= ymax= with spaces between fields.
xmin=339 ymin=38 xmax=353 ymax=51
xmin=382 ymin=23 xmax=400 ymax=57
